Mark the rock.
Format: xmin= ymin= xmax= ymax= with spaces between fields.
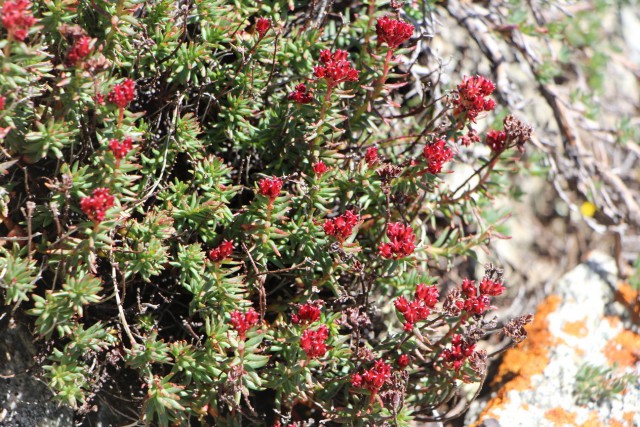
xmin=466 ymin=252 xmax=640 ymax=427
xmin=0 ymin=313 xmax=73 ymax=427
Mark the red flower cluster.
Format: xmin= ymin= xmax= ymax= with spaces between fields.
xmin=208 ymin=239 xmax=233 ymax=262
xmin=230 ymin=308 xmax=259 ymax=340
xmin=107 ymin=78 xmax=136 ymax=109
xmin=313 ymin=161 xmax=327 ymax=177
xmin=394 ymin=284 xmax=439 ymax=331
xmin=485 ymin=129 xmax=507 ymax=153
xmin=1 ymin=0 xmax=36 ymax=41
xmin=323 ymin=210 xmax=359 ymax=242
xmin=365 ymin=146 xmax=378 ymax=166
xmin=459 ymin=275 xmax=505 ymax=315
xmin=300 ymin=325 xmax=329 ymax=359
xmin=80 ymin=188 xmax=115 ymax=223
xmin=292 ymin=301 xmax=323 ymax=324
xmin=258 ymin=176 xmax=283 ymax=201
xmin=0 ymin=96 xmax=5 ymax=111
xmin=313 ymin=49 xmax=359 ymax=89
xmin=459 ymin=129 xmax=480 ymax=146
xmin=255 ymin=17 xmax=271 ymax=38
xmin=108 ymin=137 xmax=133 ymax=160
xmin=453 ymin=75 xmax=496 ymax=123
xmin=397 ymin=354 xmax=410 ymax=369
xmin=378 ymin=222 xmax=416 ymax=259
xmin=423 ymin=138 xmax=453 ymax=174
xmin=67 ymin=36 xmax=93 ymax=66
xmin=375 ymin=16 xmax=414 ymax=49
xmin=351 ymin=359 xmax=392 ymax=398
xmin=288 ymin=83 xmax=313 ymax=104
xmin=441 ymin=334 xmax=476 ymax=370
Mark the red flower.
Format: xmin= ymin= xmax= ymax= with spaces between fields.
xmin=258 ymin=176 xmax=283 ymax=201
xmin=288 ymin=83 xmax=313 ymax=104
xmin=313 ymin=49 xmax=359 ymax=89
xmin=461 ymin=278 xmax=477 ymax=298
xmin=0 ymin=96 xmax=5 ymax=111
xmin=359 ymin=359 xmax=391 ymax=395
xmin=442 ymin=334 xmax=476 ymax=370
xmin=397 ymin=354 xmax=410 ymax=369
xmin=108 ymin=137 xmax=133 ymax=161
xmin=292 ymin=301 xmax=323 ymax=324
xmin=394 ymin=296 xmax=431 ymax=331
xmin=313 ymin=161 xmax=327 ymax=177
xmin=208 ymin=240 xmax=233 ymax=262
xmin=350 ymin=373 xmax=363 ymax=388
xmin=365 ymin=146 xmax=378 ymax=166
xmin=323 ymin=210 xmax=359 ymax=242
xmin=463 ymin=294 xmax=491 ymax=315
xmin=375 ymin=16 xmax=414 ymax=49
xmin=459 ymin=129 xmax=480 ymax=146
xmin=0 ymin=0 xmax=36 ymax=41
xmin=414 ymin=284 xmax=439 ymax=307
xmin=80 ymin=188 xmax=115 ymax=223
xmin=453 ymin=75 xmax=496 ymax=123
xmin=230 ymin=308 xmax=259 ymax=340
xmin=107 ymin=78 xmax=136 ymax=109
xmin=423 ymin=138 xmax=453 ymax=174
xmin=67 ymin=36 xmax=93 ymax=66
xmin=255 ymin=17 xmax=271 ymax=38
xmin=485 ymin=130 xmax=507 ymax=153
xmin=479 ymin=276 xmax=505 ymax=296
xmin=378 ymin=221 xmax=416 ymax=259
xmin=300 ymin=325 xmax=329 ymax=359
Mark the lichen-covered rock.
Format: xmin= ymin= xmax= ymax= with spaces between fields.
xmin=467 ymin=252 xmax=640 ymax=427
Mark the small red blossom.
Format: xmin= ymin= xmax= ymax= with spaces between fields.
xmin=108 ymin=137 xmax=133 ymax=161
xmin=313 ymin=49 xmax=359 ymax=89
xmin=313 ymin=161 xmax=327 ymax=177
xmin=365 ymin=146 xmax=378 ymax=166
xmin=423 ymin=138 xmax=453 ymax=174
xmin=479 ymin=276 xmax=505 ymax=296
xmin=94 ymin=94 xmax=105 ymax=105
xmin=288 ymin=83 xmax=313 ymax=104
xmin=375 ymin=16 xmax=414 ymax=49
xmin=300 ymin=325 xmax=329 ymax=359
xmin=350 ymin=373 xmax=363 ymax=388
xmin=459 ymin=129 xmax=480 ymax=146
xmin=258 ymin=176 xmax=283 ymax=201
xmin=323 ymin=210 xmax=359 ymax=242
xmin=255 ymin=17 xmax=271 ymax=38
xmin=485 ymin=129 xmax=507 ymax=153
xmin=230 ymin=308 xmax=259 ymax=340
xmin=208 ymin=240 xmax=233 ymax=262
xmin=355 ymin=359 xmax=391 ymax=398
xmin=414 ymin=284 xmax=439 ymax=307
xmin=397 ymin=354 xmax=410 ymax=369
xmin=1 ymin=0 xmax=36 ymax=42
xmin=461 ymin=278 xmax=477 ymax=298
xmin=107 ymin=78 xmax=136 ymax=109
xmin=0 ymin=96 xmax=5 ymax=111
xmin=394 ymin=296 xmax=430 ymax=331
xmin=378 ymin=221 xmax=416 ymax=259
xmin=67 ymin=36 xmax=93 ymax=66
xmin=80 ymin=187 xmax=115 ymax=223
xmin=441 ymin=334 xmax=476 ymax=370
xmin=463 ymin=294 xmax=491 ymax=315
xmin=453 ymin=75 xmax=496 ymax=123
xmin=292 ymin=301 xmax=323 ymax=325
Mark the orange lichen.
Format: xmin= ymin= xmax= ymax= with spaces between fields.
xmin=623 ymin=411 xmax=635 ymax=425
xmin=617 ymin=283 xmax=638 ymax=306
xmin=604 ymin=328 xmax=640 ymax=367
xmin=470 ymin=295 xmax=562 ymax=426
xmin=562 ymin=318 xmax=588 ymax=337
xmin=544 ymin=407 xmax=577 ymax=426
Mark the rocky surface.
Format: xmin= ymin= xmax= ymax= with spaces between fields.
xmin=0 ymin=314 xmax=73 ymax=427
xmin=466 ymin=252 xmax=640 ymax=427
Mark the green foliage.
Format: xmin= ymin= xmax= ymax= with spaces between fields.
xmin=574 ymin=363 xmax=639 ymax=405
xmin=0 ymin=0 xmax=542 ymax=425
